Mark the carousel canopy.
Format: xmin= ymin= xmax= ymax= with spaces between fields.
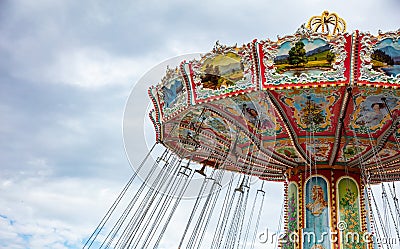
xmin=148 ymin=11 xmax=400 ymax=183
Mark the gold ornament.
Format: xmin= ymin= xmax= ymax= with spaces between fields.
xmin=307 ymin=11 xmax=346 ymax=35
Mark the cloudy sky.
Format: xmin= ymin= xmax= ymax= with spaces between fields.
xmin=1 ymin=0 xmax=400 ymax=248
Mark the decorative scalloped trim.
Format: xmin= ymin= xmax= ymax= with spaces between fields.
xmin=156 ymin=65 xmax=190 ymax=122
xmin=149 ymin=109 xmax=161 ymax=142
xmin=145 ymin=30 xmax=400 ymax=183
xmin=259 ymin=32 xmax=350 ymax=89
xmin=357 ymin=30 xmax=400 ymax=86
xmin=148 ymin=86 xmax=162 ymax=124
xmin=186 ymin=42 xmax=257 ymax=104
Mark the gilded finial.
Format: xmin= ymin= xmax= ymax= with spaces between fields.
xmin=307 ymin=11 xmax=346 ymax=35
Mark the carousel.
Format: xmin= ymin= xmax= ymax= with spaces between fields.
xmin=84 ymin=11 xmax=400 ymax=249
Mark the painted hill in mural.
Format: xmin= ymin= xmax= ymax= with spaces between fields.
xmin=200 ymin=52 xmax=244 ymax=90
xmin=274 ymin=41 xmax=334 ymax=74
xmin=274 ymin=44 xmax=331 ymax=64
xmin=306 ymin=44 xmax=331 ymax=57
xmin=378 ymin=46 xmax=400 ymax=64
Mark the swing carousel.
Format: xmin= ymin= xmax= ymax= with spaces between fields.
xmin=84 ymin=11 xmax=400 ymax=249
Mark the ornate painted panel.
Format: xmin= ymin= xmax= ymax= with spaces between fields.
xmin=184 ymin=42 xmax=257 ymax=104
xmin=209 ymin=91 xmax=280 ymax=136
xmin=275 ymin=140 xmax=304 ymax=163
xmin=357 ymin=30 xmax=400 ymax=86
xmin=300 ymin=138 xmax=334 ymax=162
xmin=336 ymin=138 xmax=370 ymax=163
xmin=304 ymin=176 xmax=331 ymax=249
xmin=337 ymin=177 xmax=364 ymax=249
xmin=176 ymin=108 xmax=233 ymax=153
xmin=349 ymin=88 xmax=400 ymax=134
xmin=283 ymin=182 xmax=299 ymax=249
xmin=205 ymin=91 xmax=286 ymax=161
xmin=364 ymin=145 xmax=398 ymax=165
xmin=159 ymin=66 xmax=188 ymax=119
xmin=259 ymin=31 xmax=351 ymax=89
xmin=148 ymin=65 xmax=189 ymax=122
xmin=273 ymin=87 xmax=342 ymax=134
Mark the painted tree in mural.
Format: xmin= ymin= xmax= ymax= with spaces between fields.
xmin=300 ymin=100 xmax=325 ymax=127
xmin=288 ymin=41 xmax=308 ymax=66
xmin=284 ymin=192 xmax=298 ymax=249
xmin=371 ymin=49 xmax=394 ymax=66
xmin=339 ymin=188 xmax=364 ymax=249
xmin=326 ymin=51 xmax=335 ymax=65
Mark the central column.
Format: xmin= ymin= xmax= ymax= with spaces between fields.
xmin=282 ymin=167 xmax=372 ymax=249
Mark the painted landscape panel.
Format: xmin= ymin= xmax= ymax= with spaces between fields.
xmin=371 ymin=38 xmax=400 ymax=77
xmin=274 ymin=38 xmax=335 ymax=77
xmin=200 ymin=52 xmax=244 ymax=90
xmin=162 ymin=77 xmax=184 ymax=108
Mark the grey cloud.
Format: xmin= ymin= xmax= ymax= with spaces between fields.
xmin=0 ymin=0 xmax=399 ymax=248
xmin=0 ymin=77 xmax=133 ymax=180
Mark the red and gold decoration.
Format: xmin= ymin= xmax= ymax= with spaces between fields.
xmin=83 ymin=11 xmax=400 ymax=249
xmin=149 ymin=11 xmax=400 ymax=249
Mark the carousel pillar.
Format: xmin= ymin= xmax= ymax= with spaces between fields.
xmin=284 ymin=167 xmax=371 ymax=249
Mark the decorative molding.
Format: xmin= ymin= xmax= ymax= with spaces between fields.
xmin=357 ymin=30 xmax=400 ymax=86
xmin=186 ymin=43 xmax=257 ymax=103
xmin=260 ymin=32 xmax=349 ymax=88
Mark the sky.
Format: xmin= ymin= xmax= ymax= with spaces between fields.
xmin=0 ymin=0 xmax=400 ymax=248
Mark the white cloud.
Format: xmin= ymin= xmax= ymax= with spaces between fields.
xmin=17 ymin=47 xmax=158 ymax=88
xmin=0 ymin=172 xmax=126 ymax=249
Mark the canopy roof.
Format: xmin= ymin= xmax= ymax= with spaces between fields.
xmin=148 ymin=12 xmax=400 ymax=183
